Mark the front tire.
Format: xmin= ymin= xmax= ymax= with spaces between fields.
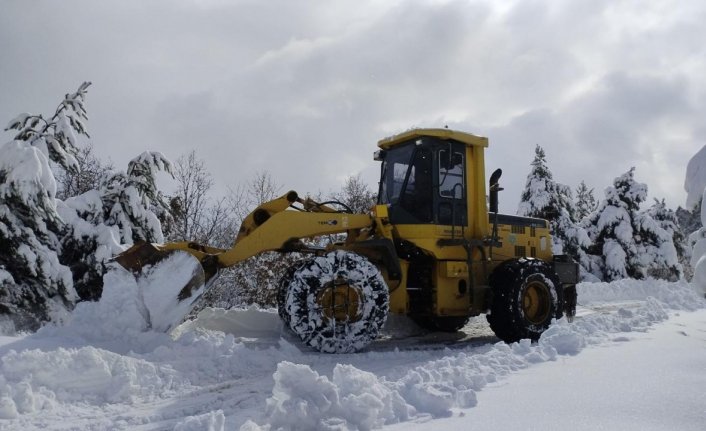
xmin=487 ymin=258 xmax=563 ymax=343
xmin=277 ymin=263 xmax=300 ymax=328
xmin=279 ymin=251 xmax=389 ymax=353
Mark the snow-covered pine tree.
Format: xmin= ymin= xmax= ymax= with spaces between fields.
xmin=58 ymin=191 xmax=119 ymax=301
xmin=585 ymin=168 xmax=681 ymax=281
xmin=0 ymin=144 xmax=77 ymax=331
xmin=0 ymin=83 xmax=93 ymax=331
xmin=102 ymin=151 xmax=171 ymax=244
xmin=518 ymin=146 xmax=556 ymax=220
xmin=647 ymin=199 xmax=688 ymax=279
xmin=677 ymin=199 xmax=702 ymax=245
xmin=60 ymin=152 xmax=173 ymax=300
xmin=575 ymin=181 xmax=598 ymax=221
xmin=517 ymin=145 xmax=590 ymax=268
xmin=5 ymin=82 xmax=91 ymax=175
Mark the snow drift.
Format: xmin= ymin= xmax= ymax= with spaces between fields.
xmin=0 ymin=268 xmax=704 ymax=429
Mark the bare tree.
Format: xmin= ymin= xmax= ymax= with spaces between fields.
xmin=200 ymin=197 xmax=239 ymax=248
xmin=249 ymin=170 xmax=281 ymax=204
xmin=192 ymin=170 xmax=289 ymax=310
xmin=168 ymin=150 xmax=236 ymax=245
xmin=228 ymin=170 xmax=282 ymax=222
xmin=330 ymin=173 xmax=376 ymax=213
xmin=169 ymin=151 xmax=212 ymax=241
xmin=56 ymin=143 xmax=114 ymax=200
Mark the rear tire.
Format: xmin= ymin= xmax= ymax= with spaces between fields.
xmin=487 ymin=258 xmax=563 ymax=343
xmin=279 ymin=251 xmax=389 ymax=353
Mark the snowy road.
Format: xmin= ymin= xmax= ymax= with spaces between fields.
xmin=387 ymin=309 xmax=706 ymax=431
xmin=0 ymin=276 xmax=704 ymax=430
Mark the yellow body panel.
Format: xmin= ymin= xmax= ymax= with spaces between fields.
xmin=389 ymin=259 xmax=409 ymax=314
xmin=434 ymin=262 xmax=470 ymax=316
xmin=491 ymin=224 xmax=552 ymax=263
xmin=440 ymin=261 xmax=468 ymax=278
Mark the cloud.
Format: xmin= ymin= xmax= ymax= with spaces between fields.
xmin=487 ymin=70 xmax=697 ymax=211
xmin=1 ymin=0 xmax=705 ymax=214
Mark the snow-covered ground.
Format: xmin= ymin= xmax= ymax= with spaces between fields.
xmin=387 ymin=309 xmax=706 ymax=431
xmin=1 ymin=265 xmax=705 ymax=430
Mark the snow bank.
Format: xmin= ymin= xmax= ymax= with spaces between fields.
xmin=254 ymin=362 xmax=411 ymax=431
xmin=1 ymin=270 xmax=704 ymax=429
xmin=689 ymin=188 xmax=706 ymax=297
xmin=578 ymin=278 xmax=705 ymax=311
xmin=0 ymin=265 xmax=199 ymax=419
xmin=173 ymin=306 xmax=283 ymax=340
xmin=0 ymin=259 xmax=308 ymax=425
xmin=245 ymin=279 xmax=706 ymax=430
xmin=684 ymin=144 xmax=706 ymax=209
xmin=0 ymin=345 xmax=185 ymax=418
xmin=36 ymin=267 xmax=170 ymax=354
xmin=247 ymin=338 xmax=559 ymax=430
xmin=173 ymin=410 xmax=225 ymax=431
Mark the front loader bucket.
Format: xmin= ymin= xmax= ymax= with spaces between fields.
xmin=113 ymin=242 xmax=173 ymax=274
xmin=112 ymin=242 xmax=212 ymax=331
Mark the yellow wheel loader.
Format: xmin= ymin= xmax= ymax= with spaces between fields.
xmin=115 ymin=128 xmax=578 ymax=353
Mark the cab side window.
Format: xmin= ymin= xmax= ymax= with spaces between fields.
xmin=438 ymin=149 xmax=464 ymax=199
xmin=438 ymin=149 xmax=466 ymax=226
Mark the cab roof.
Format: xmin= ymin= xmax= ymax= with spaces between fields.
xmin=377 ymin=128 xmax=488 ymax=150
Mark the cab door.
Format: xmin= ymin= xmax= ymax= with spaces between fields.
xmin=435 ymin=143 xmax=467 ymax=226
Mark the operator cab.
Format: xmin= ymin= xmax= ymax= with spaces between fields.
xmin=376 ymin=136 xmax=467 ymax=226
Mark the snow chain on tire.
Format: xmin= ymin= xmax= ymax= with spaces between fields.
xmin=278 ymin=251 xmax=389 ymax=353
xmin=487 ymin=258 xmax=564 ymax=343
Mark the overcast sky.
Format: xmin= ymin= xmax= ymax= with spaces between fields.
xmin=2 ymin=0 xmax=705 ymax=213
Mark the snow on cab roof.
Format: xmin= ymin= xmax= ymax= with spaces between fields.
xmin=377 ymin=128 xmax=489 ymax=150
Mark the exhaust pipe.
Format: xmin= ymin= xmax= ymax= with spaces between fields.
xmin=489 ymin=168 xmax=503 ymax=213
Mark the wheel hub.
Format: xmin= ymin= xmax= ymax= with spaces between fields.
xmin=317 ymin=276 xmax=362 ymax=323
xmin=522 ymin=280 xmax=551 ymax=325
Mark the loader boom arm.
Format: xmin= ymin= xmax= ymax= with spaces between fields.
xmin=220 ymin=210 xmax=373 ymax=265
xmin=132 ymin=191 xmax=376 ymax=278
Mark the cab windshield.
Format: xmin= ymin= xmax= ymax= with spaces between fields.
xmin=379 ymin=143 xmax=415 ymax=205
